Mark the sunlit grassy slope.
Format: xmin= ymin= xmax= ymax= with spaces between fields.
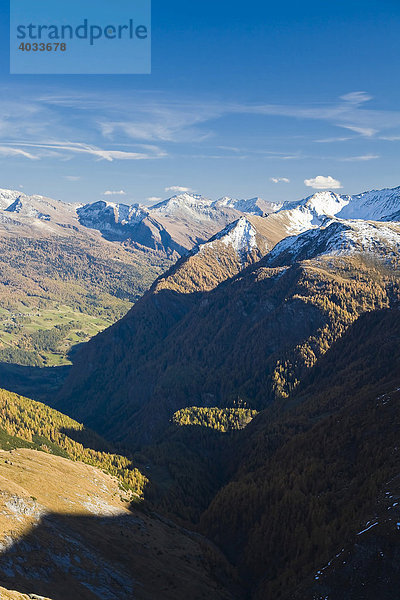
xmin=0 ymin=387 xmax=148 ymax=497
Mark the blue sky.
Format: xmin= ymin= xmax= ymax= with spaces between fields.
xmin=1 ymin=0 xmax=400 ymax=205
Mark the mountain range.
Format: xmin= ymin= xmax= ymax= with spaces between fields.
xmin=0 ymin=187 xmax=290 ymax=372
xmin=56 ymin=185 xmax=400 ymax=445
xmin=0 ymin=184 xmax=399 ymax=599
xmin=76 ymin=193 xmax=282 ymax=256
xmin=0 ymin=185 xmax=322 ymax=371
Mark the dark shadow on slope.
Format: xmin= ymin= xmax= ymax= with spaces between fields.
xmin=0 ymin=511 xmax=237 ymax=600
xmin=57 ymin=262 xmax=327 ymax=448
xmin=199 ymin=307 xmax=400 ymax=600
xmin=0 ymin=362 xmax=70 ymax=404
xmin=139 ymin=423 xmax=236 ymax=523
xmin=59 ymin=426 xmax=115 ymax=453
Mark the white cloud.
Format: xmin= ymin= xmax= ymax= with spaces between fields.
xmin=2 ymin=89 xmax=400 ymax=173
xmin=304 ymin=176 xmax=342 ymax=190
xmin=270 ymin=177 xmax=290 ymax=183
xmin=165 ymin=186 xmax=193 ymax=193
xmin=85 ymin=89 xmax=389 ymax=145
xmin=147 ymin=196 xmax=162 ymax=203
xmin=379 ymin=135 xmax=400 ymax=141
xmin=64 ymin=175 xmax=81 ymax=181
xmin=314 ymin=136 xmax=353 ymax=143
xmin=103 ymin=190 xmax=126 ymax=196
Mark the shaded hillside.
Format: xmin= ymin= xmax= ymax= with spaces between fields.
xmin=296 ymin=470 xmax=400 ymax=600
xmin=56 ymin=214 xmax=292 ymax=438
xmin=58 ymin=246 xmax=397 ymax=447
xmin=200 ymin=307 xmax=400 ymax=599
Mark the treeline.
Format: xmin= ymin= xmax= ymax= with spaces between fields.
xmin=0 ymin=388 xmax=148 ymax=497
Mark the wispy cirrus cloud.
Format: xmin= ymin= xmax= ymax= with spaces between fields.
xmin=0 ymin=141 xmax=166 ymax=161
xmin=0 ymin=146 xmax=39 ymax=160
xmin=339 ymin=154 xmax=379 ymax=162
xmin=97 ymin=91 xmax=387 ymax=144
xmin=315 ymin=136 xmax=354 ymax=143
xmin=40 ymin=88 xmax=400 ymax=145
xmin=379 ymin=135 xmax=400 ymax=141
xmin=340 ymin=125 xmax=377 ymax=137
xmin=0 ymin=88 xmax=399 ymax=169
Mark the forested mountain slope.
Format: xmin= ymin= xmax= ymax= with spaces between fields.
xmin=201 ymin=307 xmax=400 ymax=599
xmin=58 ymin=216 xmax=400 ymax=447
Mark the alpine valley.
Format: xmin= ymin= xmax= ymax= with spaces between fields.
xmin=0 ymin=184 xmax=399 ymax=599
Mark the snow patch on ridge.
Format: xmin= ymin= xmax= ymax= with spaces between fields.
xmin=267 ymin=218 xmax=400 ymax=264
xmin=337 ymin=186 xmax=400 ymax=221
xmin=150 ymin=194 xmax=214 ymax=221
xmin=215 ymin=196 xmax=281 ymax=216
xmin=276 ymin=191 xmax=351 ymax=234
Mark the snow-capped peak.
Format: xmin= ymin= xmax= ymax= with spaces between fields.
xmin=150 ymin=193 xmax=212 ymax=213
xmin=271 ymin=186 xmax=400 ymax=239
xmin=277 ymin=191 xmax=351 ymax=228
xmin=77 ymin=201 xmax=148 ymax=230
xmin=196 ymin=216 xmax=258 ymax=256
xmin=302 ymin=191 xmax=350 ymax=215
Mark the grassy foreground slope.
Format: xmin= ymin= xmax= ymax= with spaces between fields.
xmin=0 ymin=448 xmax=235 ymax=600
